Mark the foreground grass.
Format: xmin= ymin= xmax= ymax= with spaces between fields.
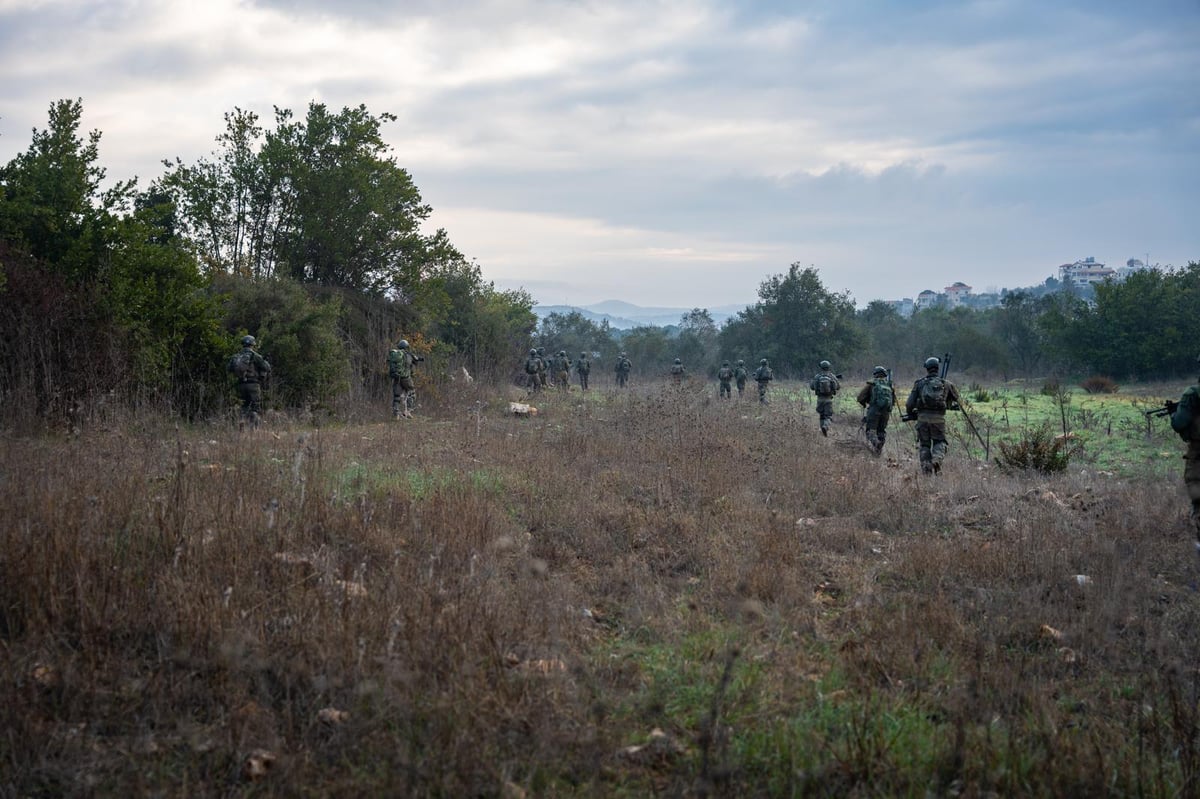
xmin=1 ymin=380 xmax=1198 ymax=797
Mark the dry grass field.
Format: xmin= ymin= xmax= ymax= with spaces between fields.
xmin=2 ymin=378 xmax=1198 ymax=797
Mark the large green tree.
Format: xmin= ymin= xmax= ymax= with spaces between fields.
xmin=159 ymin=103 xmax=455 ymax=297
xmin=719 ymin=264 xmax=865 ymax=376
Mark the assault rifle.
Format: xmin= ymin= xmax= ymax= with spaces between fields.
xmin=1144 ymin=400 xmax=1178 ymax=418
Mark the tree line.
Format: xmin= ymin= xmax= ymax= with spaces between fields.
xmin=534 ymin=262 xmax=1199 ymax=384
xmin=0 ymin=99 xmax=536 ymax=427
xmin=2 ymin=99 xmax=1195 ymax=429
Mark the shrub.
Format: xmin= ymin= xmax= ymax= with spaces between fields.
xmin=969 ymin=383 xmax=993 ymax=402
xmin=1080 ymin=375 xmax=1119 ymax=394
xmin=995 ymin=423 xmax=1078 ymax=474
xmin=1039 ymin=378 xmax=1062 ymax=397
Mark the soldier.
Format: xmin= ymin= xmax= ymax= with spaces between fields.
xmin=387 ymin=338 xmax=423 ymax=419
xmin=809 ymin=360 xmax=841 ymax=436
xmin=734 ymin=359 xmax=749 ymax=397
xmin=536 ymin=347 xmax=549 ymax=389
xmin=754 ymin=358 xmax=773 ymax=404
xmin=856 ymin=366 xmax=895 ymax=456
xmin=554 ymin=350 xmax=571 ymax=389
xmin=523 ymin=348 xmax=543 ymax=392
xmin=716 ymin=361 xmax=734 ymax=399
xmin=575 ymin=351 xmax=592 ymax=390
xmin=904 ymin=356 xmax=962 ymax=475
xmin=615 ymin=351 xmax=632 ymax=387
xmin=670 ymin=358 xmax=686 ymax=383
xmin=1169 ymin=354 xmax=1200 ymax=555
xmin=228 ymin=335 xmax=272 ymax=429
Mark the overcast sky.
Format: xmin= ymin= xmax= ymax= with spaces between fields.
xmin=2 ymin=0 xmax=1197 ymax=309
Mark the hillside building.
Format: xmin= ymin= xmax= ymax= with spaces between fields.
xmin=1058 ymin=257 xmax=1115 ymax=289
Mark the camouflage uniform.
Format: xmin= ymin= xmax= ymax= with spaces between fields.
xmin=670 ymin=359 xmax=685 ymax=383
xmin=717 ymin=362 xmax=734 ymax=399
xmin=754 ymin=360 xmax=773 ymax=404
xmin=905 ymin=361 xmax=962 ymax=474
xmin=524 ymin=349 xmax=543 ymax=392
xmin=554 ymin=351 xmax=571 ymax=389
xmin=536 ymin=347 xmax=549 ymax=388
xmin=615 ymin=353 xmax=632 ymax=387
xmin=734 ymin=360 xmax=748 ymax=396
xmin=856 ymin=369 xmax=894 ymax=455
xmin=228 ymin=339 xmax=271 ymax=428
xmin=575 ymin=352 xmax=591 ymax=390
xmin=388 ymin=341 xmax=419 ymax=418
xmin=808 ymin=366 xmax=841 ymax=436
xmin=1169 ymin=364 xmax=1200 ymax=548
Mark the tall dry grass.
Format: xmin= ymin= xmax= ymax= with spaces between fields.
xmin=1 ymin=378 xmax=1198 ymax=796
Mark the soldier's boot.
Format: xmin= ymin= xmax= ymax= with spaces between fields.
xmin=932 ymin=461 xmax=941 ymax=475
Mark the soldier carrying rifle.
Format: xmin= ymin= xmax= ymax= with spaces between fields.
xmin=904 ymin=355 xmax=962 ymax=475
xmin=1162 ymin=354 xmax=1200 ymax=555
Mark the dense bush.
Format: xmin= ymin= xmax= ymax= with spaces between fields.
xmin=995 ymin=422 xmax=1077 ymax=473
xmin=1081 ymin=375 xmax=1119 ymax=394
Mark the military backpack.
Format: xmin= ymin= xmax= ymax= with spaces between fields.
xmin=918 ymin=375 xmax=948 ymax=411
xmin=231 ymin=350 xmax=258 ymax=382
xmin=814 ymin=373 xmax=836 ymax=397
xmin=870 ymin=379 xmax=894 ymax=412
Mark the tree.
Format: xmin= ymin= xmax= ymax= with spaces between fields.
xmin=160 ymin=102 xmax=455 ymax=297
xmin=537 ymin=311 xmax=615 ymax=365
xmin=720 ymin=264 xmax=865 ymax=376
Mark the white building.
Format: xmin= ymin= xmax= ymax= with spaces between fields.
xmin=1058 ymin=257 xmax=1115 ymax=289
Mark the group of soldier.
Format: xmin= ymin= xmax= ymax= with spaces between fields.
xmin=523 ymin=347 xmax=594 ymax=391
xmin=227 ymin=333 xmax=1200 ymax=552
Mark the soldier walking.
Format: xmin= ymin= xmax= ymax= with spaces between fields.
xmin=1169 ymin=354 xmax=1200 ymax=557
xmin=615 ymin=352 xmax=632 ymax=387
xmin=734 ymin=359 xmax=749 ymax=397
xmin=670 ymin=358 xmax=686 ymax=383
xmin=904 ymin=356 xmax=962 ymax=474
xmin=754 ymin=358 xmax=773 ymax=404
xmin=575 ymin=351 xmax=591 ymax=390
xmin=536 ymin=347 xmax=549 ymax=389
xmin=228 ymin=335 xmax=271 ymax=429
xmin=554 ymin=350 xmax=571 ymax=390
xmin=387 ymin=338 xmax=422 ymax=419
xmin=856 ymin=366 xmax=895 ymax=456
xmin=809 ymin=360 xmax=840 ymax=436
xmin=717 ymin=361 xmax=734 ymax=399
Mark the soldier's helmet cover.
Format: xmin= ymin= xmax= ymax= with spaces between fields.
xmin=924 ymin=357 xmax=940 ymax=370
xmin=737 ymin=359 xmax=744 ymax=365
xmin=241 ymin=335 xmax=256 ymax=347
xmin=530 ymin=348 xmax=537 ymax=356
xmin=819 ymin=360 xmax=831 ymax=370
xmin=674 ymin=358 xmax=682 ymax=364
xmin=873 ymin=366 xmax=887 ymax=376
xmin=760 ymin=358 xmax=768 ymax=365
xmin=397 ymin=339 xmax=409 ymax=349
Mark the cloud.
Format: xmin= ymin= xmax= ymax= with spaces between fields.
xmin=0 ymin=0 xmax=1196 ymax=307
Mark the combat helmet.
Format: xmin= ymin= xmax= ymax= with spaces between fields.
xmin=873 ymin=366 xmax=887 ymax=377
xmin=674 ymin=358 xmax=682 ymax=364
xmin=760 ymin=358 xmax=768 ymax=365
xmin=397 ymin=339 xmax=409 ymax=350
xmin=737 ymin=359 xmax=744 ymax=366
xmin=819 ymin=360 xmax=831 ymax=370
xmin=559 ymin=350 xmax=566 ymax=356
xmin=529 ymin=348 xmax=538 ymax=356
xmin=241 ymin=335 xmax=256 ymax=347
xmin=924 ymin=357 xmax=940 ymax=371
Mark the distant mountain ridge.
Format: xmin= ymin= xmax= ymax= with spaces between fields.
xmin=533 ymin=300 xmax=746 ymax=330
